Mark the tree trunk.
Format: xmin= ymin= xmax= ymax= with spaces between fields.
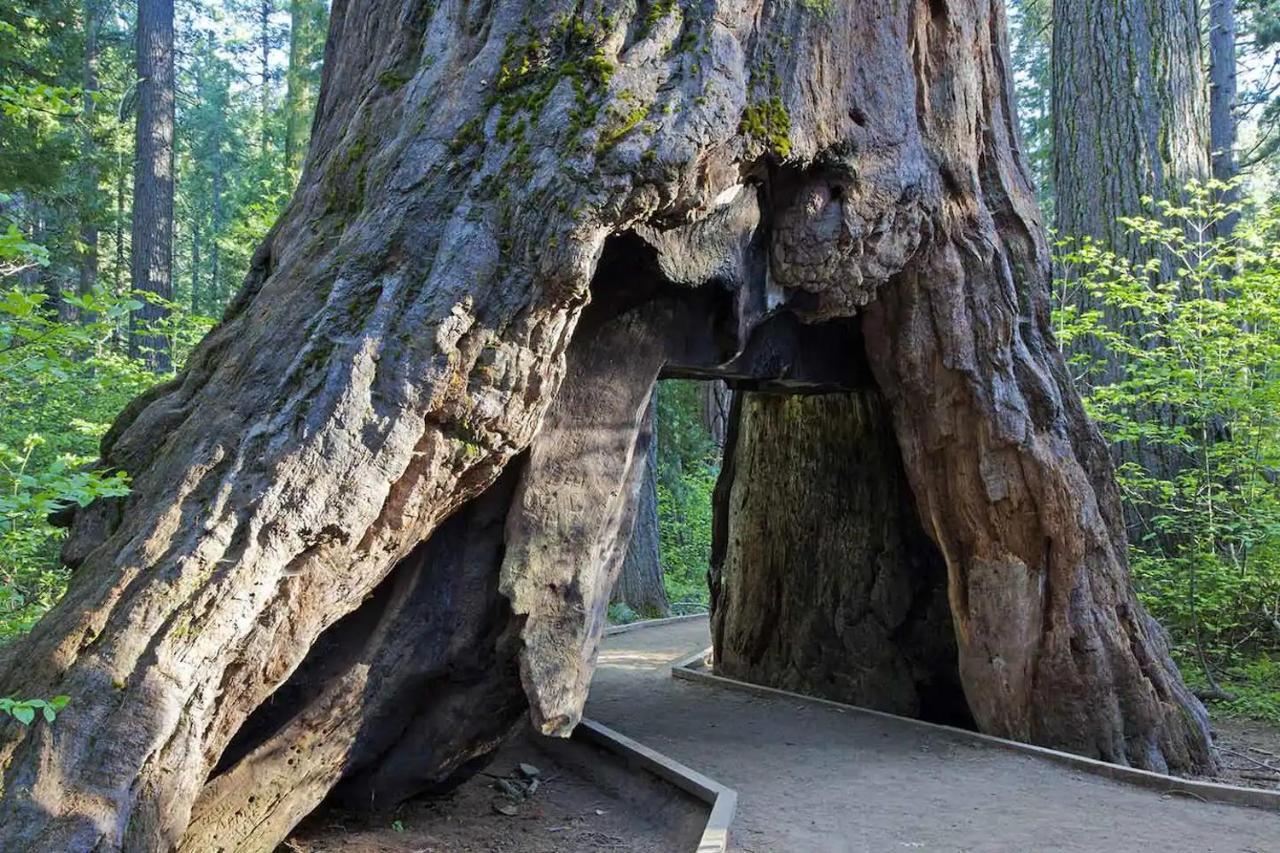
xmin=113 ymin=146 xmax=125 ymax=297
xmin=77 ymin=0 xmax=101 ymax=311
xmin=260 ymin=0 xmax=273 ymax=160
xmin=0 ymin=2 xmax=1215 ymax=849
xmin=1052 ymin=0 xmax=1208 ymax=378
xmin=701 ymin=380 xmax=731 ymax=449
xmin=1053 ymin=0 xmax=1208 ymax=258
xmin=189 ymin=215 xmax=201 ymax=314
xmin=612 ymin=394 xmax=669 ymax=619
xmin=1209 ymin=0 xmax=1239 ymax=235
xmin=285 ymin=0 xmax=325 ymax=174
xmin=1209 ymin=0 xmax=1237 ymax=184
xmin=209 ymin=138 xmax=223 ymax=306
xmin=711 ymin=390 xmax=970 ymax=725
xmin=128 ymin=0 xmax=174 ymax=370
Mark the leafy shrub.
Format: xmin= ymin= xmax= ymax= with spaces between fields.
xmin=655 ymin=380 xmax=719 ymax=611
xmin=0 ymin=217 xmax=210 ymax=641
xmin=1055 ymin=181 xmax=1280 ymax=718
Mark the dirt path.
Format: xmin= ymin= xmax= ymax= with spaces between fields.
xmin=286 ymin=727 xmax=699 ymax=852
xmin=587 ymin=618 xmax=1278 ymax=853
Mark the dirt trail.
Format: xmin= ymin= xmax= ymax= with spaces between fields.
xmin=587 ymin=618 xmax=1277 ymax=853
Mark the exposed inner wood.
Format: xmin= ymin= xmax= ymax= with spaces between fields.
xmin=712 ymin=390 xmax=971 ymax=727
xmin=0 ymin=3 xmax=1217 ymax=849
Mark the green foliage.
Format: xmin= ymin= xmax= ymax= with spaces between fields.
xmin=0 ymin=204 xmax=209 ymax=642
xmin=607 ymin=601 xmax=640 ymax=625
xmin=656 ymin=381 xmax=719 ymax=611
xmin=1190 ymin=655 xmax=1280 ymax=724
xmin=0 ymin=0 xmax=320 ymax=723
xmin=1055 ymin=181 xmax=1280 ymax=719
xmin=641 ymin=0 xmax=679 ymax=36
xmin=0 ymin=0 xmax=84 ymax=192
xmin=0 ymin=693 xmax=69 ymax=725
xmin=799 ymin=0 xmax=834 ymax=18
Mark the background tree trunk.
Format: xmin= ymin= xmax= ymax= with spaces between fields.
xmin=77 ymin=0 xmax=101 ymax=310
xmin=285 ymin=0 xmax=325 ymax=174
xmin=1053 ymin=0 xmax=1208 ymax=273
xmin=259 ymin=0 xmax=273 ymax=159
xmin=189 ymin=216 xmax=201 ymax=314
xmin=128 ymin=0 xmax=174 ymax=369
xmin=612 ymin=394 xmax=669 ymax=619
xmin=1209 ymin=0 xmax=1239 ymax=236
xmin=701 ymin=380 xmax=731 ymax=449
xmin=1210 ymin=0 xmax=1238 ymax=185
xmin=0 ymin=2 xmax=1215 ymax=849
xmin=209 ymin=136 xmax=223 ymax=305
xmin=711 ymin=390 xmax=969 ymax=725
xmin=1052 ymin=0 xmax=1210 ymax=522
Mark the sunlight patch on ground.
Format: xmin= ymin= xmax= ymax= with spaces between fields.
xmin=597 ymin=650 xmax=675 ymax=670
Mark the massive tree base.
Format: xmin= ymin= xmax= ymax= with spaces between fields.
xmin=0 ymin=1 xmax=1214 ymax=849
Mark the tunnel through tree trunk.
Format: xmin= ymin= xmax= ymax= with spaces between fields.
xmin=711 ymin=390 xmax=970 ymax=725
xmin=0 ymin=2 xmax=1216 ymax=849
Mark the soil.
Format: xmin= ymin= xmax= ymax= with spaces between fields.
xmin=1212 ymin=716 xmax=1280 ymax=792
xmin=589 ymin=617 xmax=1278 ymax=853
xmin=283 ymin=726 xmax=699 ymax=853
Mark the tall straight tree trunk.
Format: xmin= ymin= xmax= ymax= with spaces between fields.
xmin=1209 ymin=0 xmax=1239 ymax=235
xmin=612 ymin=394 xmax=668 ymax=618
xmin=284 ymin=0 xmax=325 ymax=174
xmin=1053 ymin=0 xmax=1208 ymax=269
xmin=128 ymin=0 xmax=175 ymax=370
xmin=260 ymin=0 xmax=273 ymax=160
xmin=0 ymin=3 xmax=1215 ymax=849
xmin=33 ymin=206 xmax=70 ymax=321
xmin=1052 ymin=0 xmax=1210 ymax=517
xmin=701 ymin=380 xmax=731 ymax=449
xmin=1209 ymin=0 xmax=1237 ymax=184
xmin=209 ymin=145 xmax=223 ymax=306
xmin=77 ymin=0 xmax=101 ymax=312
xmin=189 ymin=215 xmax=201 ymax=314
xmin=113 ymin=147 xmax=125 ymax=297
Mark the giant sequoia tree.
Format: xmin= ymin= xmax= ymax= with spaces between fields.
xmin=0 ymin=1 xmax=1216 ymax=850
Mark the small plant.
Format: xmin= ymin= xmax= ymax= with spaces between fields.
xmin=740 ymin=96 xmax=792 ymax=158
xmin=608 ymin=601 xmax=640 ymax=624
xmin=0 ymin=694 xmax=69 ymax=725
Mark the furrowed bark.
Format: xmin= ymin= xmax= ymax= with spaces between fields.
xmin=128 ymin=0 xmax=175 ymax=369
xmin=711 ymin=390 xmax=969 ymax=725
xmin=0 ymin=2 xmax=1215 ymax=850
xmin=612 ymin=395 xmax=670 ymax=619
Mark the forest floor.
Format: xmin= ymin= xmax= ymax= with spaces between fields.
xmin=283 ymin=727 xmax=699 ymax=852
xmin=588 ymin=617 xmax=1278 ymax=853
xmin=1213 ymin=717 xmax=1280 ymax=790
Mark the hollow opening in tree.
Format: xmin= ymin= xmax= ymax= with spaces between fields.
xmin=620 ymin=367 xmax=973 ymax=726
xmin=0 ymin=4 xmax=1221 ymax=848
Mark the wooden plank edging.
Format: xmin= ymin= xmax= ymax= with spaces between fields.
xmin=574 ymin=717 xmax=737 ymax=853
xmin=671 ymin=646 xmax=1280 ymax=813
